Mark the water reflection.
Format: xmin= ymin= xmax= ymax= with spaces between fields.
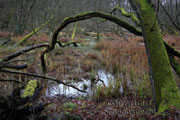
xmin=46 ymin=70 xmax=116 ymax=97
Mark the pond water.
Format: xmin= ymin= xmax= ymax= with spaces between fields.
xmin=45 ymin=70 xmax=122 ymax=98
xmin=75 ymin=36 xmax=99 ymax=54
xmin=46 ymin=36 xmax=123 ymax=98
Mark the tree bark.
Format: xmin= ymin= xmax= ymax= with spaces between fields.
xmin=129 ymin=0 xmax=180 ymax=113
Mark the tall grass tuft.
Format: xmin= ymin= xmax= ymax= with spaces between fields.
xmin=94 ymin=35 xmax=152 ymax=98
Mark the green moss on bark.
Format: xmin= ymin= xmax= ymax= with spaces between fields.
xmin=110 ymin=6 xmax=140 ymax=26
xmin=135 ymin=0 xmax=180 ymax=113
xmin=21 ymin=80 xmax=37 ymax=98
xmin=119 ymin=8 xmax=140 ymax=26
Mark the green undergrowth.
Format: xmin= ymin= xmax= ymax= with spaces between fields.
xmin=62 ymin=102 xmax=78 ymax=111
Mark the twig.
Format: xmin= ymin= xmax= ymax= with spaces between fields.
xmin=0 ymin=78 xmax=21 ymax=83
xmin=0 ymin=69 xmax=86 ymax=93
xmin=97 ymin=74 xmax=106 ymax=87
xmin=57 ymin=41 xmax=78 ymax=48
xmin=21 ymin=0 xmax=37 ymax=33
xmin=5 ymin=60 xmax=29 ymax=64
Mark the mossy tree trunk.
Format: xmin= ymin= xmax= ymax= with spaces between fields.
xmin=129 ymin=0 xmax=180 ymax=113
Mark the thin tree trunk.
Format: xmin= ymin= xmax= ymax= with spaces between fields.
xmin=15 ymin=0 xmax=21 ymax=35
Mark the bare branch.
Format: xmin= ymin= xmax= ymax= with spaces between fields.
xmin=0 ymin=69 xmax=86 ymax=93
xmin=2 ymin=43 xmax=49 ymax=62
xmin=160 ymin=3 xmax=180 ymax=31
xmin=0 ymin=62 xmax=27 ymax=70
xmin=5 ymin=60 xmax=29 ymax=64
xmin=174 ymin=12 xmax=180 ymax=23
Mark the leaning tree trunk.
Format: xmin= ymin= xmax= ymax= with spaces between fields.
xmin=129 ymin=0 xmax=180 ymax=113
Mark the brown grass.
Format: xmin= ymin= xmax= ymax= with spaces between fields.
xmin=95 ymin=33 xmax=180 ymax=98
xmin=0 ymin=30 xmax=11 ymax=39
xmin=95 ymin=34 xmax=151 ymax=97
xmin=0 ymin=31 xmax=179 ymax=97
xmin=11 ymin=32 xmax=51 ymax=45
xmin=163 ymin=34 xmax=180 ymax=47
xmin=59 ymin=37 xmax=70 ymax=43
xmin=163 ymin=33 xmax=180 ymax=64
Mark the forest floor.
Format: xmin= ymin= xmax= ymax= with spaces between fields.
xmin=0 ymin=31 xmax=180 ymax=119
xmin=40 ymin=33 xmax=180 ymax=120
xmin=40 ymin=94 xmax=180 ymax=120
